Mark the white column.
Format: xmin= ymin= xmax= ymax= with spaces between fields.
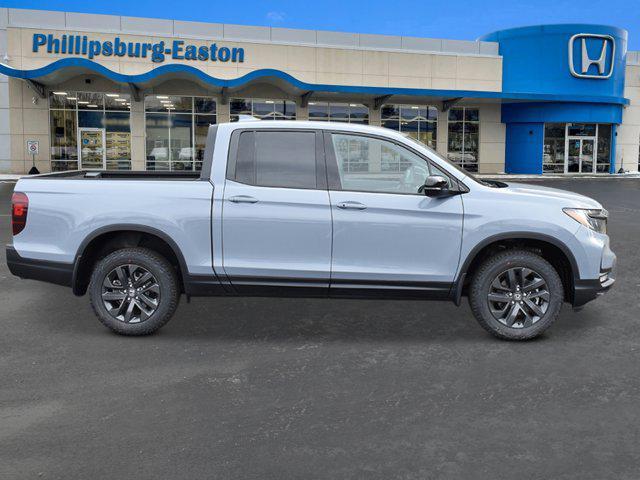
xmin=436 ymin=107 xmax=448 ymax=157
xmin=0 ymin=9 xmax=10 ymax=173
xmin=217 ymin=101 xmax=230 ymax=123
xmin=130 ymin=97 xmax=145 ymax=170
xmin=478 ymin=103 xmax=506 ymax=174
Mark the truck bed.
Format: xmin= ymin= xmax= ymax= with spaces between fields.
xmin=31 ymin=170 xmax=202 ymax=181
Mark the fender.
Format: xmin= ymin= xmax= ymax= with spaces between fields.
xmin=71 ymin=223 xmax=200 ymax=296
xmin=451 ymin=231 xmax=580 ymax=306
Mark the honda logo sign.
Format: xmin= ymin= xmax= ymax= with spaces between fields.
xmin=568 ymin=33 xmax=615 ymax=79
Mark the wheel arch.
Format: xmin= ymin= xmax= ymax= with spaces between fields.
xmin=453 ymin=232 xmax=580 ymax=305
xmin=72 ymin=224 xmax=189 ymax=296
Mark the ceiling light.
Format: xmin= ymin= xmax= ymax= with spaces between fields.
xmin=349 ymin=104 xmax=357 ymax=107
xmin=67 ymin=97 xmax=77 ymax=100
xmin=53 ymin=92 xmax=67 ymax=95
xmin=106 ymin=94 xmax=119 ymax=97
xmin=411 ymin=106 xmax=419 ymax=109
xmin=265 ymin=100 xmax=274 ymax=104
xmin=77 ymin=101 xmax=89 ymax=104
xmin=156 ymin=96 xmax=169 ymax=99
xmin=87 ymin=104 xmax=98 ymax=108
xmin=115 ymin=98 xmax=127 ymax=102
xmin=160 ymin=100 xmax=171 ymax=103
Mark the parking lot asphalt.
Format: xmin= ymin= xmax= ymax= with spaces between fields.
xmin=1 ymin=178 xmax=640 ymax=479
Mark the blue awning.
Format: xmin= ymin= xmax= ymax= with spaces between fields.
xmin=0 ymin=58 xmax=629 ymax=106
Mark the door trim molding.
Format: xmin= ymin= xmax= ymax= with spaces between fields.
xmin=224 ymin=275 xmax=453 ymax=300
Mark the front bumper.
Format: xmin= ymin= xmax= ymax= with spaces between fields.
xmin=573 ymin=265 xmax=616 ymax=307
xmin=6 ymin=245 xmax=73 ymax=288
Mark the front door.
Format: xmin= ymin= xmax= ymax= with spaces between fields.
xmin=222 ymin=129 xmax=332 ymax=295
xmin=566 ymin=137 xmax=595 ymax=173
xmin=324 ymin=131 xmax=464 ymax=297
xmin=79 ymin=128 xmax=106 ymax=169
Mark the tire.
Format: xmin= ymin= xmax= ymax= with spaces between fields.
xmin=89 ymin=247 xmax=180 ymax=336
xmin=469 ymin=249 xmax=564 ymax=340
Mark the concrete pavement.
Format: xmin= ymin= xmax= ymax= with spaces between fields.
xmin=1 ymin=178 xmax=639 ymax=479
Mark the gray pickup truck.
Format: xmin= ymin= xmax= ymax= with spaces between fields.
xmin=7 ymin=120 xmax=616 ymax=340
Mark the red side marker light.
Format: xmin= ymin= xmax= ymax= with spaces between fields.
xmin=11 ymin=192 xmax=29 ymax=236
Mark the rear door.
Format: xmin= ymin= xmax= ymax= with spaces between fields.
xmin=324 ymin=131 xmax=464 ymax=297
xmin=222 ymin=128 xmax=332 ymax=295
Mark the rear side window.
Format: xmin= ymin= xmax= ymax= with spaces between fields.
xmin=232 ymin=130 xmax=318 ymax=189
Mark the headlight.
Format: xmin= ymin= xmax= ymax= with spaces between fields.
xmin=563 ymin=208 xmax=608 ymax=234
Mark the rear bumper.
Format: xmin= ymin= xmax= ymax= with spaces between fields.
xmin=6 ymin=245 xmax=73 ymax=288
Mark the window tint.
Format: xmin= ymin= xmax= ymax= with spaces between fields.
xmin=330 ymin=133 xmax=439 ymax=194
xmin=233 ymin=131 xmax=317 ymax=189
xmin=235 ymin=131 xmax=255 ymax=185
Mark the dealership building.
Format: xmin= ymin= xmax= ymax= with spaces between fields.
xmin=0 ymin=7 xmax=638 ymax=175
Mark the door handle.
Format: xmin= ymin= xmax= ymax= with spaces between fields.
xmin=336 ymin=201 xmax=367 ymax=210
xmin=228 ymin=195 xmax=258 ymax=204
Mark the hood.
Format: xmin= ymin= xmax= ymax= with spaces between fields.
xmin=496 ymin=182 xmax=603 ymax=209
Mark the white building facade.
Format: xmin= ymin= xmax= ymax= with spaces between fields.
xmin=0 ymin=8 xmax=637 ymax=175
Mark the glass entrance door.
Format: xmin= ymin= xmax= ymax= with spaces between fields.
xmin=580 ymin=139 xmax=595 ymax=173
xmin=78 ymin=128 xmax=106 ymax=169
xmin=565 ymin=137 xmax=595 ymax=173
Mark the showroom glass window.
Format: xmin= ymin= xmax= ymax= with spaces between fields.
xmin=49 ymin=91 xmax=132 ymax=171
xmin=543 ymin=123 xmax=612 ymax=174
xmin=381 ymin=104 xmax=437 ymax=148
xmin=230 ymin=98 xmax=296 ymax=121
xmin=447 ymin=107 xmax=479 ymax=172
xmin=308 ymin=102 xmax=369 ymax=124
xmin=145 ymin=96 xmax=217 ymax=171
xmin=595 ymin=125 xmax=612 ymax=173
xmin=543 ymin=123 xmax=566 ymax=173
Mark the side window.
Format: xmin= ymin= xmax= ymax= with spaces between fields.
xmin=232 ymin=131 xmax=318 ymax=189
xmin=235 ymin=131 xmax=255 ymax=185
xmin=330 ymin=133 xmax=437 ymax=194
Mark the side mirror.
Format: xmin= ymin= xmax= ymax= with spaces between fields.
xmin=419 ymin=175 xmax=450 ymax=197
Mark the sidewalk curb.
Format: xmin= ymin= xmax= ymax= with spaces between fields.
xmin=476 ymin=174 xmax=640 ymax=180
xmin=0 ymin=175 xmax=22 ymax=181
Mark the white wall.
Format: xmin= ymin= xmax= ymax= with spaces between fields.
xmin=617 ymin=62 xmax=640 ymax=172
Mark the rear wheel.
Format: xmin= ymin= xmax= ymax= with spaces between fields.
xmin=469 ymin=250 xmax=564 ymax=340
xmin=89 ymin=247 xmax=179 ymax=335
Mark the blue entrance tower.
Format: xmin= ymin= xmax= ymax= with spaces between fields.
xmin=481 ymin=24 xmax=628 ymax=174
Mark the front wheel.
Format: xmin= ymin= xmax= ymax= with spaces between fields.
xmin=469 ymin=250 xmax=564 ymax=340
xmin=89 ymin=247 xmax=180 ymax=335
